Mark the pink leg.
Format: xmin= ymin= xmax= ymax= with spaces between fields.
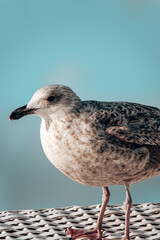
xmin=96 ymin=187 xmax=110 ymax=231
xmin=122 ymin=184 xmax=132 ymax=240
xmin=67 ymin=185 xmax=132 ymax=240
xmin=67 ymin=187 xmax=111 ymax=240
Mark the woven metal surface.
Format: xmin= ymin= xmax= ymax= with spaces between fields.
xmin=0 ymin=203 xmax=159 ymax=240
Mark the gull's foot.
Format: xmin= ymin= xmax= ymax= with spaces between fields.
xmin=67 ymin=227 xmax=121 ymax=240
xmin=67 ymin=227 xmax=103 ymax=240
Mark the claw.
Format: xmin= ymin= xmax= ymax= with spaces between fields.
xmin=66 ymin=227 xmax=122 ymax=240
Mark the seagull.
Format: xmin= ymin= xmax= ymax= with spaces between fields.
xmin=9 ymin=84 xmax=160 ymax=240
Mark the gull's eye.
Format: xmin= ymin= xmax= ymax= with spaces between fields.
xmin=47 ymin=96 xmax=55 ymax=102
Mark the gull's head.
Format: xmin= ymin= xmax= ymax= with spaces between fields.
xmin=9 ymin=85 xmax=81 ymax=121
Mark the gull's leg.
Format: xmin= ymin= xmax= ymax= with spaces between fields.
xmin=96 ymin=187 xmax=110 ymax=232
xmin=67 ymin=187 xmax=111 ymax=240
xmin=122 ymin=184 xmax=132 ymax=240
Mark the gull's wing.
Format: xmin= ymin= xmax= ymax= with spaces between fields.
xmin=90 ymin=102 xmax=160 ymax=145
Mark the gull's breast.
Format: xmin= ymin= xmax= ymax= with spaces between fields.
xmin=40 ymin=117 xmax=104 ymax=186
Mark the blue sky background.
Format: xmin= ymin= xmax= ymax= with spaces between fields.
xmin=1 ymin=0 xmax=160 ymax=211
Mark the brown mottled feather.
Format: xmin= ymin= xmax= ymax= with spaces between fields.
xmin=90 ymin=102 xmax=160 ymax=146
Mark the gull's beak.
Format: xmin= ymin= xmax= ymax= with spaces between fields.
xmin=9 ymin=105 xmax=35 ymax=121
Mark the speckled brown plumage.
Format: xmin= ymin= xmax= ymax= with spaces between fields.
xmin=39 ymin=99 xmax=160 ymax=187
xmin=9 ymin=85 xmax=160 ymax=240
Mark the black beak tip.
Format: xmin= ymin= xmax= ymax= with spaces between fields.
xmin=9 ymin=113 xmax=14 ymax=121
xmin=9 ymin=109 xmax=23 ymax=121
xmin=9 ymin=110 xmax=19 ymax=121
xmin=9 ymin=104 xmax=32 ymax=121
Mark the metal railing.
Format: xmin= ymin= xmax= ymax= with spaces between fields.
xmin=0 ymin=203 xmax=159 ymax=239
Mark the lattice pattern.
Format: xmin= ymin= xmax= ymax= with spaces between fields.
xmin=0 ymin=203 xmax=159 ymax=239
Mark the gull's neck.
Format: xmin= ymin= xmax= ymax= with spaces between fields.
xmin=40 ymin=107 xmax=80 ymax=131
